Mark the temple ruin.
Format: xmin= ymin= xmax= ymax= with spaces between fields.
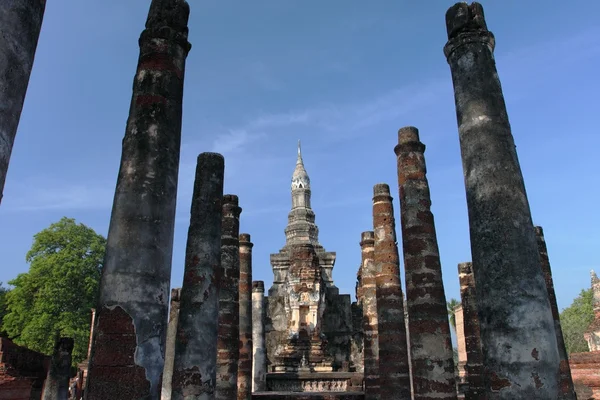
xmin=0 ymin=1 xmax=595 ymax=399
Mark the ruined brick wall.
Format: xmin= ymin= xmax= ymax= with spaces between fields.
xmin=569 ymin=351 xmax=600 ymax=399
xmin=0 ymin=337 xmax=49 ymax=400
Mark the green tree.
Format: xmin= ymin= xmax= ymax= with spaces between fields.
xmin=0 ymin=283 xmax=9 ymax=335
xmin=3 ymin=217 xmax=105 ymax=365
xmin=560 ymin=288 xmax=594 ymax=354
xmin=447 ymin=298 xmax=460 ymax=331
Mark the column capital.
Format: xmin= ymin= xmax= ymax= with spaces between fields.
xmin=443 ymin=2 xmax=495 ymax=60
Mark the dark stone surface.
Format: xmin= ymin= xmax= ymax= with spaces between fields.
xmin=171 ymin=152 xmax=224 ymax=400
xmin=41 ymin=337 xmax=73 ymax=400
xmin=444 ymin=3 xmax=559 ymax=398
xmin=360 ymin=231 xmax=379 ymax=400
xmin=394 ymin=127 xmax=456 ymax=400
xmin=372 ymin=184 xmax=411 ymax=399
xmin=86 ymin=2 xmax=191 ymax=398
xmin=238 ymin=234 xmax=254 ymax=400
xmin=0 ymin=0 xmax=46 ymax=204
xmin=534 ymin=227 xmax=577 ymax=400
xmin=457 ymin=262 xmax=485 ymax=400
xmin=216 ymin=195 xmax=242 ymax=400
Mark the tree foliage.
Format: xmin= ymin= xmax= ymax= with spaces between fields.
xmin=560 ymin=288 xmax=594 ymax=354
xmin=447 ymin=298 xmax=460 ymax=331
xmin=0 ymin=283 xmax=9 ymax=336
xmin=3 ymin=217 xmax=105 ymax=365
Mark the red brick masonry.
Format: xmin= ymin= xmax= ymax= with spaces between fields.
xmin=0 ymin=337 xmax=49 ymax=400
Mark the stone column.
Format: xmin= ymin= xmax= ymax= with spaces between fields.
xmin=237 ymin=233 xmax=253 ymax=400
xmin=41 ymin=337 xmax=73 ymax=400
xmin=534 ymin=226 xmax=577 ymax=400
xmin=216 ymin=195 xmax=242 ymax=400
xmin=372 ymin=183 xmax=411 ymax=399
xmin=86 ymin=2 xmax=191 ymax=399
xmin=454 ymin=305 xmax=467 ymax=383
xmin=161 ymin=288 xmax=181 ymax=400
xmin=394 ymin=126 xmax=456 ymax=400
xmin=0 ymin=0 xmax=46 ymax=204
xmin=444 ymin=3 xmax=559 ymax=398
xmin=360 ymin=231 xmax=380 ymax=400
xmin=458 ymin=262 xmax=485 ymax=400
xmin=252 ymin=281 xmax=266 ymax=392
xmin=87 ymin=308 xmax=96 ymax=359
xmin=171 ymin=152 xmax=224 ymax=400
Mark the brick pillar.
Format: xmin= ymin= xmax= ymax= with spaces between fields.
xmin=360 ymin=231 xmax=380 ymax=400
xmin=171 ymin=152 xmax=224 ymax=400
xmin=86 ymin=2 xmax=191 ymax=398
xmin=394 ymin=126 xmax=457 ymax=400
xmin=41 ymin=337 xmax=73 ymax=400
xmin=216 ymin=195 xmax=242 ymax=400
xmin=534 ymin=227 xmax=577 ymax=400
xmin=458 ymin=262 xmax=485 ymax=400
xmin=372 ymin=183 xmax=411 ymax=399
xmin=252 ymin=281 xmax=266 ymax=392
xmin=0 ymin=0 xmax=46 ymax=204
xmin=237 ymin=233 xmax=253 ymax=400
xmin=444 ymin=3 xmax=559 ymax=398
xmin=161 ymin=288 xmax=181 ymax=400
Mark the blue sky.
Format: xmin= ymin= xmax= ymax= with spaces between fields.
xmin=1 ymin=0 xmax=599 ymax=314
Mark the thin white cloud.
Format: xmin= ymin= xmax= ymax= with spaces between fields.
xmin=2 ymin=182 xmax=113 ymax=212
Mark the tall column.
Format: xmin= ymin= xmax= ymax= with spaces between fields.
xmin=458 ymin=262 xmax=485 ymax=400
xmin=87 ymin=308 xmax=96 ymax=359
xmin=252 ymin=281 xmax=266 ymax=392
xmin=216 ymin=195 xmax=242 ymax=400
xmin=0 ymin=0 xmax=46 ymax=204
xmin=237 ymin=233 xmax=253 ymax=400
xmin=444 ymin=3 xmax=559 ymax=398
xmin=161 ymin=288 xmax=181 ymax=400
xmin=360 ymin=231 xmax=380 ymax=400
xmin=534 ymin=226 xmax=577 ymax=400
xmin=171 ymin=152 xmax=224 ymax=400
xmin=372 ymin=183 xmax=411 ymax=399
xmin=41 ymin=337 xmax=74 ymax=400
xmin=86 ymin=2 xmax=191 ymax=399
xmin=394 ymin=126 xmax=457 ymax=400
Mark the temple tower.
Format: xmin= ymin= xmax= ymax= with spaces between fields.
xmin=267 ymin=142 xmax=338 ymax=373
xmin=264 ymin=142 xmax=357 ymax=393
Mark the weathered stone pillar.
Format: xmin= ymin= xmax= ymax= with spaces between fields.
xmin=360 ymin=231 xmax=380 ymax=400
xmin=444 ymin=3 xmax=559 ymax=398
xmin=458 ymin=262 xmax=485 ymax=400
xmin=216 ymin=195 xmax=242 ymax=400
xmin=161 ymin=288 xmax=181 ymax=400
xmin=252 ymin=281 xmax=266 ymax=392
xmin=171 ymin=152 xmax=224 ymax=400
xmin=0 ymin=0 xmax=46 ymax=204
xmin=394 ymin=126 xmax=457 ymax=400
xmin=534 ymin=226 xmax=577 ymax=399
xmin=372 ymin=183 xmax=411 ymax=399
xmin=87 ymin=308 xmax=96 ymax=359
xmin=86 ymin=2 xmax=191 ymax=399
xmin=41 ymin=337 xmax=73 ymax=400
xmin=237 ymin=233 xmax=253 ymax=400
